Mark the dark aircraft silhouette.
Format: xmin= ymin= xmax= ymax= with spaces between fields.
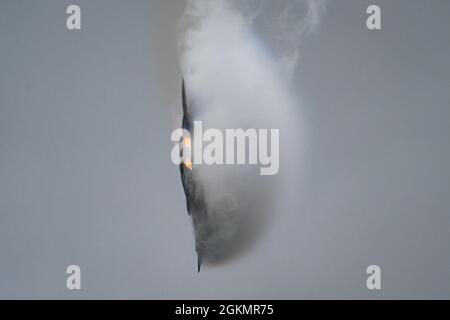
xmin=179 ymin=78 xmax=208 ymax=273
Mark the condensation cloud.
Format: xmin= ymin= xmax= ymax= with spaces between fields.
xmin=177 ymin=0 xmax=326 ymax=268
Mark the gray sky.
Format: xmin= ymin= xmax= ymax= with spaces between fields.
xmin=0 ymin=0 xmax=449 ymax=299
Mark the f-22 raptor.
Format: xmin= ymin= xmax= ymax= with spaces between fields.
xmin=178 ymin=79 xmax=209 ymax=273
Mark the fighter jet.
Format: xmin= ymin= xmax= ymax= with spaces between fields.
xmin=179 ymin=78 xmax=209 ymax=273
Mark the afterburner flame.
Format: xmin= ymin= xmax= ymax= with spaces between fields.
xmin=183 ymin=135 xmax=191 ymax=148
xmin=182 ymin=135 xmax=193 ymax=170
xmin=184 ymin=161 xmax=193 ymax=170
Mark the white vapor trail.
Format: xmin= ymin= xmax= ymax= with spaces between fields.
xmin=177 ymin=0 xmax=326 ymax=267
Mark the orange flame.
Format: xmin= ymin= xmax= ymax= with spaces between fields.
xmin=182 ymin=135 xmax=193 ymax=170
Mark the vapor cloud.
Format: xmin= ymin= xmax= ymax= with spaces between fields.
xmin=177 ymin=0 xmax=326 ymax=268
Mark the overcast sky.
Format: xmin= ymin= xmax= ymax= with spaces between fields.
xmin=0 ymin=0 xmax=449 ymax=299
